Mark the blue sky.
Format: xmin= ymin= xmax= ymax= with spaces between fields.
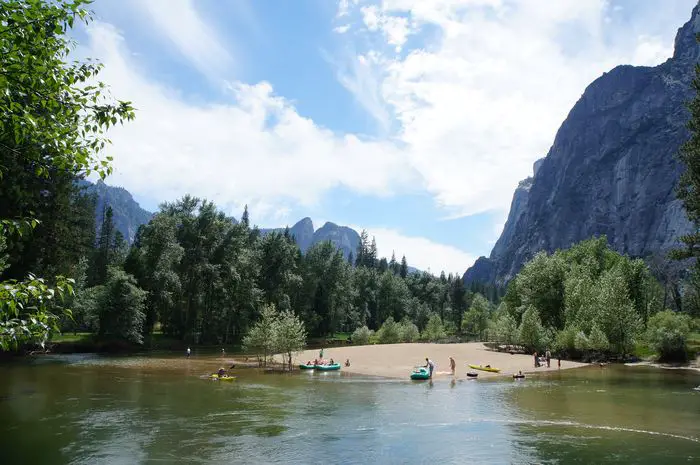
xmin=76 ymin=0 xmax=697 ymax=274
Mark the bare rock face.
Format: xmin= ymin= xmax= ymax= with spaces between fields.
xmin=464 ymin=3 xmax=699 ymax=285
xmin=260 ymin=218 xmax=360 ymax=259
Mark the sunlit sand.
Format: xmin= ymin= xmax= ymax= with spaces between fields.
xmin=291 ymin=342 xmax=587 ymax=379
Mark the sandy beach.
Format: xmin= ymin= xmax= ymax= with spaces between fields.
xmin=291 ymin=342 xmax=587 ymax=379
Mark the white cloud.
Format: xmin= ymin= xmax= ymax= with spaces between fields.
xmin=86 ymin=23 xmax=417 ymax=226
xmin=632 ymin=35 xmax=674 ymax=66
xmin=334 ymin=24 xmax=351 ymax=34
xmin=353 ymin=225 xmax=477 ymax=274
xmin=334 ymin=0 xmax=692 ymax=218
xmin=136 ymin=0 xmax=234 ymax=81
xmin=361 ymin=5 xmax=413 ymax=51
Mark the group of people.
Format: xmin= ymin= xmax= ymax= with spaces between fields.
xmin=309 ymin=348 xmax=351 ymax=367
xmin=533 ymin=349 xmax=560 ymax=368
xmin=307 ymin=357 xmax=336 ymax=366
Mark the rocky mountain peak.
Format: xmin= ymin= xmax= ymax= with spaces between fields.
xmin=673 ymin=2 xmax=700 ymax=63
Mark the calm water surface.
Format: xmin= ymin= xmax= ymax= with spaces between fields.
xmin=1 ymin=354 xmax=699 ymax=464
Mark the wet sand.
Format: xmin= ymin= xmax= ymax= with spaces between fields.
xmin=291 ymin=342 xmax=587 ymax=379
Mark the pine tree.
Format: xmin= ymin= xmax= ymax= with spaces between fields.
xmin=378 ymin=257 xmax=389 ymax=273
xmin=91 ymin=206 xmax=115 ymax=286
xmin=389 ymin=251 xmax=398 ymax=274
xmin=369 ymin=237 xmax=378 ymax=269
xmin=400 ymin=255 xmax=408 ymax=278
xmin=356 ymin=230 xmax=369 ymax=267
xmin=111 ymin=230 xmax=128 ymax=267
xmin=241 ymin=204 xmax=250 ymax=228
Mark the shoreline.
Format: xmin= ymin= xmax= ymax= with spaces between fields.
xmin=288 ymin=342 xmax=588 ymax=379
xmin=625 ymin=360 xmax=700 ymax=374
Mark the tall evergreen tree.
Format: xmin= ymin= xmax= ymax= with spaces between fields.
xmin=400 ymin=255 xmax=409 ymax=278
xmin=241 ymin=204 xmax=250 ymax=228
xmin=111 ymin=230 xmax=128 ymax=267
xmin=91 ymin=206 xmax=116 ymax=286
xmin=389 ymin=251 xmax=398 ymax=274
xmin=369 ymin=237 xmax=378 ymax=269
xmin=378 ymin=257 xmax=389 ymax=273
xmin=355 ymin=229 xmax=370 ymax=267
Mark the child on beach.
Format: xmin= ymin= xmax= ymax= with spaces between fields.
xmin=449 ymin=356 xmax=456 ymax=375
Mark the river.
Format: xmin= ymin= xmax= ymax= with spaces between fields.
xmin=1 ymin=354 xmax=698 ymax=464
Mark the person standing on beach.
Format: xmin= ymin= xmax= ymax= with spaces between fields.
xmin=545 ymin=349 xmax=551 ymax=368
xmin=425 ymin=358 xmax=435 ymax=378
xmin=534 ymin=352 xmax=539 ymax=367
xmin=449 ymin=356 xmax=456 ymax=375
xmin=186 ymin=347 xmax=191 ymax=358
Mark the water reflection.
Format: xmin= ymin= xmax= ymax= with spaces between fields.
xmin=504 ymin=365 xmax=700 ymax=464
xmin=0 ymin=356 xmax=698 ymax=464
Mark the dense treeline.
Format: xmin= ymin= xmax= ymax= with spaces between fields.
xmin=67 ymin=195 xmax=491 ymax=345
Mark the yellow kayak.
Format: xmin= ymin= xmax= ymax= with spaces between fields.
xmin=210 ymin=374 xmax=236 ymax=381
xmin=468 ymin=364 xmax=501 ymax=373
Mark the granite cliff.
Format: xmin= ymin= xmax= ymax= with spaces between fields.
xmin=464 ymin=3 xmax=700 ymax=285
xmin=260 ymin=218 xmax=360 ymax=259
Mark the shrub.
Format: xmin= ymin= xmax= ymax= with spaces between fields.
xmin=398 ymin=319 xmax=420 ymax=342
xmin=518 ymin=306 xmax=544 ymax=351
xmin=489 ymin=313 xmax=519 ymax=345
xmin=554 ymin=326 xmax=577 ymax=355
xmin=574 ymin=331 xmax=589 ymax=352
xmin=377 ymin=317 xmax=401 ymax=344
xmin=422 ymin=313 xmax=447 ymax=342
xmin=443 ymin=320 xmax=458 ymax=337
xmin=351 ymin=326 xmax=374 ymax=346
xmin=588 ymin=324 xmax=609 ymax=352
xmin=645 ymin=310 xmax=692 ymax=362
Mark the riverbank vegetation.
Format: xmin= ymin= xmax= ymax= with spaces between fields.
xmin=1 ymin=0 xmax=699 ymax=368
xmin=484 ymin=237 xmax=698 ymax=362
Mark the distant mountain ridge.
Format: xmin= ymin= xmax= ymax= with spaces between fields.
xmin=81 ymin=181 xmax=423 ymax=273
xmin=260 ymin=217 xmax=361 ymax=260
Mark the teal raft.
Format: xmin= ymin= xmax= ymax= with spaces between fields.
xmin=315 ymin=363 xmax=341 ymax=371
xmin=299 ymin=363 xmax=315 ymax=370
xmin=410 ymin=367 xmax=430 ymax=380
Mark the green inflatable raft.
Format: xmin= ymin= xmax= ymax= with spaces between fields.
xmin=299 ymin=363 xmax=315 ymax=370
xmin=315 ymin=363 xmax=341 ymax=371
xmin=410 ymin=367 xmax=430 ymax=380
